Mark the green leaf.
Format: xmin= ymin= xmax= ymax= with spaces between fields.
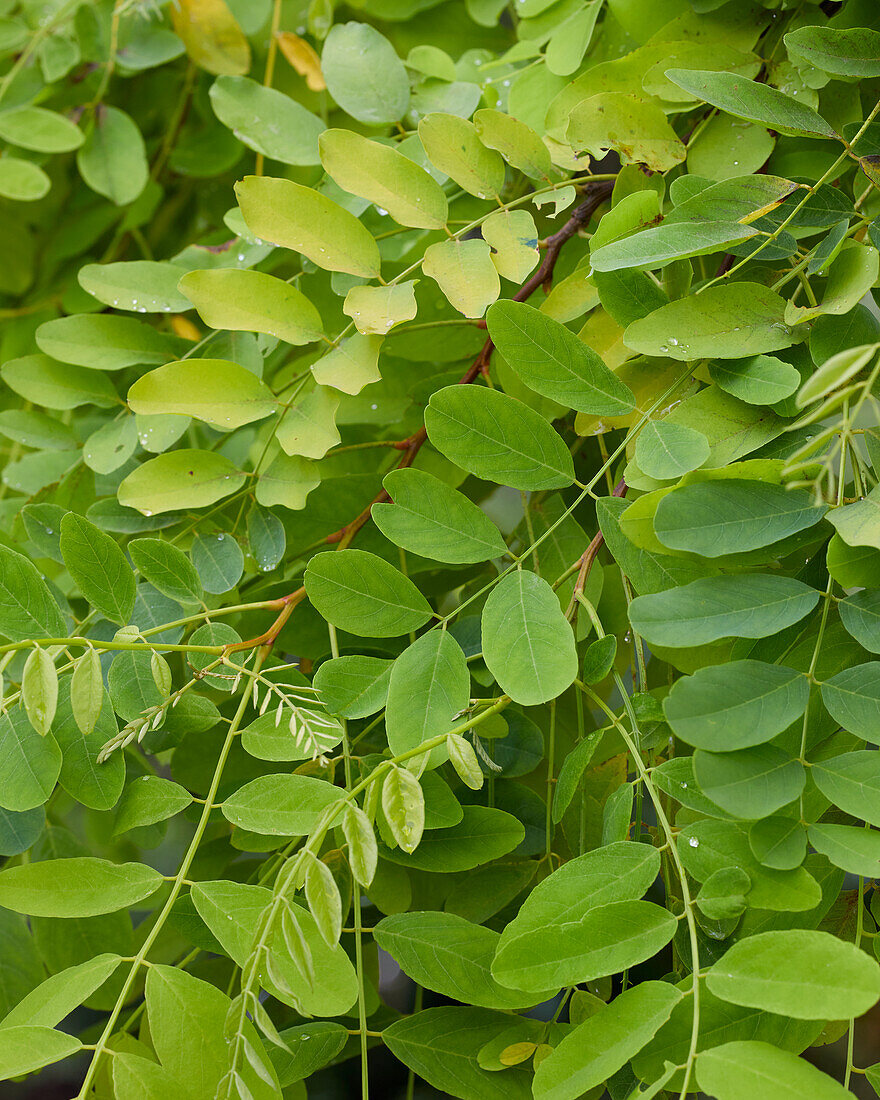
xmin=0 ymin=857 xmax=162 ymax=917
xmin=239 ymin=709 xmax=343 ymax=763
xmin=179 ymin=268 xmax=323 ymax=345
xmin=426 ymin=385 xmax=574 ymax=490
xmin=628 ymin=575 xmax=820 ymax=647
xmin=0 ymin=106 xmax=83 ymax=153
xmin=634 ymin=421 xmax=710 ymax=480
xmin=709 ymin=355 xmax=801 ymax=406
xmin=321 ymin=22 xmax=410 ymax=125
xmin=681 ymin=819 xmax=821 ymax=912
xmin=693 ymin=745 xmax=805 ymax=819
xmin=380 ymin=805 xmax=523 ymax=872
xmin=60 ymin=513 xmax=136 ymax=625
xmin=0 ymin=1026 xmax=82 ymax=1081
xmin=423 ymin=238 xmax=500 ymax=318
xmin=0 ymin=805 xmax=44 ymax=857
xmin=624 ymin=283 xmax=795 ymax=360
xmin=1 ymin=355 xmax=118 ymax=410
xmin=706 ymin=930 xmax=880 ymax=1020
xmin=305 ymin=854 xmax=342 ymax=946
xmin=385 ymin=631 xmax=470 ymax=759
xmin=839 ymin=591 xmax=880 ymax=654
xmin=235 ymin=175 xmax=381 ymax=277
xmin=319 ymin=129 xmax=448 ymax=229
xmin=145 ymin=965 xmax=277 ymax=1100
xmin=77 ymin=106 xmax=148 ymax=205
xmin=797 ymin=345 xmax=877 ymax=408
xmin=384 ymin=1007 xmax=533 ymax=1100
xmin=373 ymin=468 xmax=508 ymax=564
xmin=247 ymin=504 xmax=286 ymax=572
xmin=221 ymin=773 xmax=342 ymax=835
xmin=820 ymin=663 xmax=880 ymax=743
xmin=129 ymin=538 xmax=202 ymax=604
xmin=492 ymin=842 xmax=661 ymax=990
xmin=376 ymin=912 xmax=549 ymax=1009
xmin=697 ymin=866 xmax=751 ymax=920
xmin=128 ymin=359 xmax=276 ymax=429
xmin=36 ymin=314 xmax=172 ymax=371
xmin=533 ymin=982 xmax=682 ymax=1100
xmin=312 ymin=656 xmax=392 ymax=719
xmin=785 ymin=26 xmax=880 ymax=80
xmin=419 ymin=113 xmax=505 ymax=199
xmin=304 ymin=549 xmax=433 ymax=638
xmin=653 ymin=480 xmax=827 ymax=556
xmin=114 ymin=776 xmax=193 ymax=833
xmin=0 ymin=706 xmax=61 ymax=811
xmin=481 ymin=570 xmax=577 ymax=706
xmin=209 ymin=75 xmax=323 ymax=165
xmin=664 ymin=660 xmax=808 ymax=750
xmin=827 ymin=487 xmax=880 ymax=551
xmin=118 ymin=450 xmax=246 ymax=514
xmin=496 ymin=897 xmax=675 ymax=993
xmin=748 ymin=815 xmax=806 ymax=870
xmin=697 ymin=1041 xmax=854 ymax=1100
xmin=0 ymin=544 xmax=66 ymax=641
xmin=666 ymin=70 xmax=837 ymax=139
xmin=0 ymin=953 xmax=121 ymax=1029
xmin=592 ymin=221 xmax=757 ymax=273
xmin=567 ymin=92 xmax=686 ymax=172
xmin=112 ymin=1054 xmax=177 ymax=1098
xmin=382 ymin=767 xmax=425 ymax=854
xmin=0 ymin=158 xmax=50 ymax=201
xmin=807 ymin=824 xmax=880 ymax=878
xmin=78 ymin=261 xmax=192 ymax=314
xmin=22 ymin=648 xmax=58 ymax=736
xmin=190 ymin=532 xmax=243 ymax=594
xmin=487 ymin=301 xmax=634 ymax=415
xmin=552 ymin=732 xmax=602 ymax=823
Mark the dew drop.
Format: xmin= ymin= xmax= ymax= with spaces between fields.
xmin=688 ymin=836 xmax=699 ymax=848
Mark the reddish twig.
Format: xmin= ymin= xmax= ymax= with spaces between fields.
xmin=324 ymin=181 xmax=615 ymax=551
xmin=566 ymin=479 xmax=627 ymax=623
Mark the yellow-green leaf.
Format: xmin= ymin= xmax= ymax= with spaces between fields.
xmin=235 ymin=176 xmax=381 ymax=278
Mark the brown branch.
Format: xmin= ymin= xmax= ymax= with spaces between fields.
xmin=566 ymin=478 xmax=627 ymax=623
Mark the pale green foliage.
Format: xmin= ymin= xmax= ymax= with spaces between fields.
xmin=1 ymin=1 xmax=880 ymax=1098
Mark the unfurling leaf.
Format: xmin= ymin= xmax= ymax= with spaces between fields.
xmin=22 ymin=648 xmax=58 ymax=736
xmin=382 ymin=767 xmax=425 ymax=854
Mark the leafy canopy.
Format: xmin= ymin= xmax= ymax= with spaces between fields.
xmin=1 ymin=0 xmax=880 ymax=1098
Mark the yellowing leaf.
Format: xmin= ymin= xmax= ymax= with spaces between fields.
xmin=319 ymin=129 xmax=448 ymax=230
xmin=419 ymin=113 xmax=505 ymax=199
xmin=276 ymin=386 xmax=340 ymax=459
xmin=312 ymin=335 xmax=383 ymax=395
xmin=256 ymin=453 xmax=321 ymax=510
xmin=423 ymin=239 xmax=500 ymax=318
xmin=343 ymin=282 xmax=418 ymax=335
xmin=118 ymin=451 xmax=246 ymax=515
xmin=179 ymin=269 xmax=323 ymax=345
xmin=127 ymin=360 xmax=276 ymax=429
xmin=170 ymin=0 xmax=250 ymax=76
xmin=483 ymin=209 xmax=540 ymax=282
xmin=567 ymin=93 xmax=686 ymax=172
xmin=276 ymin=32 xmax=325 ymax=90
xmin=235 ymin=176 xmax=381 ymax=278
